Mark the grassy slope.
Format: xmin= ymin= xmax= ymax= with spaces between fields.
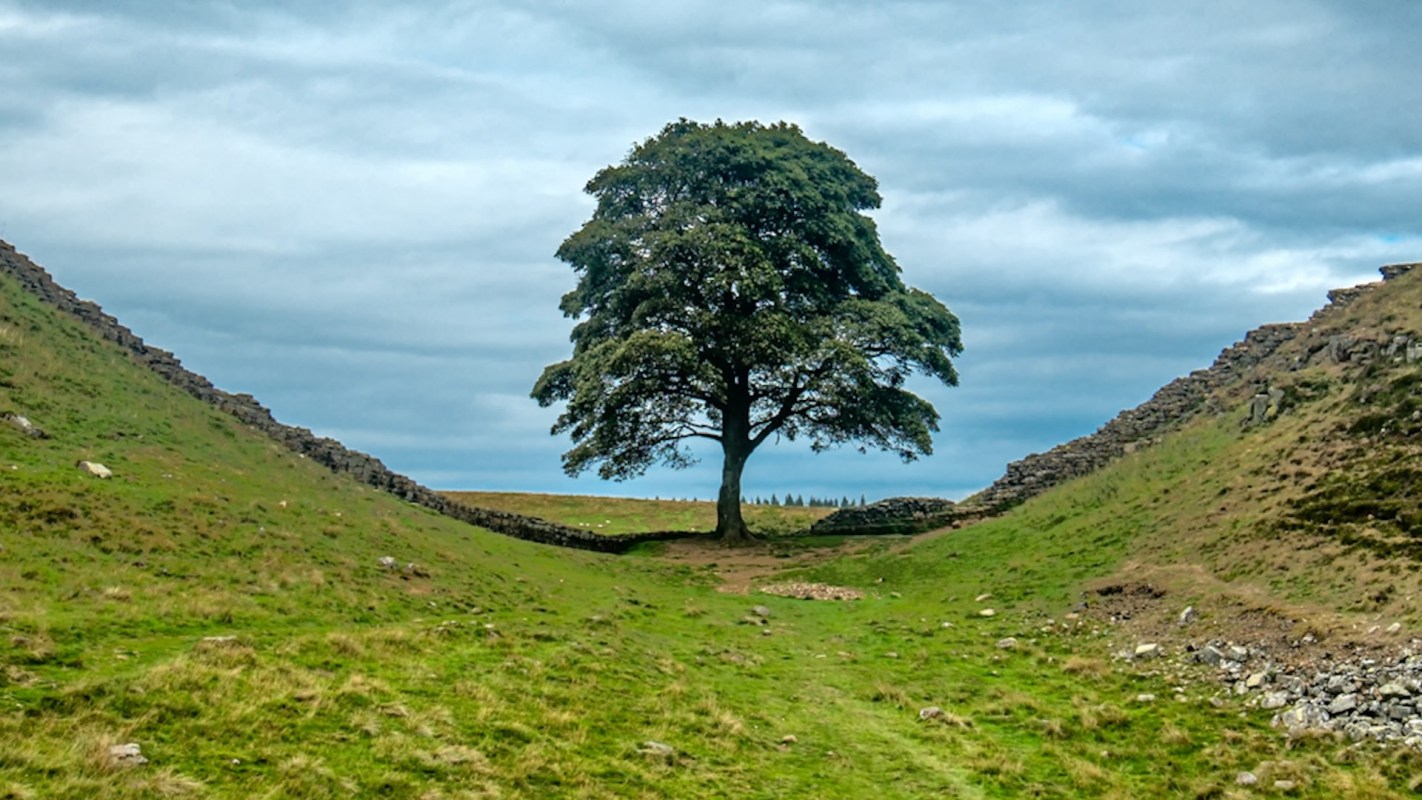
xmin=1 ymin=270 xmax=1417 ymax=798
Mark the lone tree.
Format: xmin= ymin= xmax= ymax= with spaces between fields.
xmin=533 ymin=119 xmax=961 ymax=542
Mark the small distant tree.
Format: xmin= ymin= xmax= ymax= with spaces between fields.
xmin=533 ymin=119 xmax=962 ymax=543
xmin=770 ymin=493 xmax=780 ymax=506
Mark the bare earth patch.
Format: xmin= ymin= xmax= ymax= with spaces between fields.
xmin=655 ymin=536 xmax=879 ymax=594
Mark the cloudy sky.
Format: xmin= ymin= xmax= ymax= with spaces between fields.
xmin=2 ymin=1 xmax=1419 ymax=502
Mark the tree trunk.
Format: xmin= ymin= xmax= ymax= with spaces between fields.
xmin=716 ymin=373 xmax=755 ymax=544
xmin=715 ymin=444 xmax=752 ymax=543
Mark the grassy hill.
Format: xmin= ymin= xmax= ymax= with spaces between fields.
xmin=3 ymin=253 xmax=1421 ymax=797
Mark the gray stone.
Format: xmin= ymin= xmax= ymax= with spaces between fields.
xmin=1245 ymin=671 xmax=1268 ymax=689
xmin=108 ymin=742 xmax=147 ymax=767
xmin=1178 ymin=606 xmax=1198 ymax=626
xmin=978 ymin=608 xmax=996 ymax=618
xmin=1261 ymin=691 xmax=1289 ymax=710
xmin=377 ymin=556 xmax=398 ymax=570
xmin=1328 ymin=693 xmax=1358 ymax=714
xmin=76 ymin=460 xmax=112 ymax=479
xmin=995 ymin=637 xmax=1018 ymax=650
xmin=1379 ymin=681 xmax=1411 ymax=699
xmin=1226 ymin=644 xmax=1249 ymax=662
xmin=1133 ymin=643 xmax=1163 ymax=659
xmin=1198 ymin=645 xmax=1225 ymax=666
xmin=639 ymin=741 xmax=674 ymax=758
xmin=1248 ymin=393 xmax=1270 ymax=424
xmin=752 ymin=605 xmax=771 ymax=619
xmin=1236 ymin=771 xmax=1257 ymax=786
xmin=2 ymin=413 xmax=46 ymax=439
xmin=919 ymin=706 xmax=943 ymax=720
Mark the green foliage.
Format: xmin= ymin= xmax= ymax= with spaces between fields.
xmin=533 ymin=119 xmax=960 ymax=537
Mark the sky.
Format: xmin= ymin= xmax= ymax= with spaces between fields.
xmin=2 ymin=1 xmax=1420 ymax=503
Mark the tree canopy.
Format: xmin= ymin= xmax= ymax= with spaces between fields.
xmin=533 ymin=119 xmax=962 ymax=541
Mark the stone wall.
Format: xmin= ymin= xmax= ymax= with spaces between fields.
xmin=968 ymin=263 xmax=1419 ymax=512
xmin=0 ymin=240 xmax=691 ymax=554
xmin=811 ymin=497 xmax=967 ymax=536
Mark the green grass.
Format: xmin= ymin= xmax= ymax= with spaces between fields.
xmin=443 ymin=491 xmax=833 ymax=536
xmin=2 ymin=269 xmax=1420 ymax=797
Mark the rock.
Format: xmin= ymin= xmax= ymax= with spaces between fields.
xmin=2 ymin=412 xmax=46 ymax=439
xmin=1198 ymin=645 xmax=1225 ymax=666
xmin=780 ymin=734 xmax=797 ymax=744
xmin=974 ymin=593 xmax=993 ymax=602
xmin=752 ymin=605 xmax=771 ymax=619
xmin=639 ymin=741 xmax=674 ymax=758
xmin=1135 ymin=694 xmax=1156 ymax=703
xmin=1226 ymin=645 xmax=1249 ymax=662
xmin=1328 ymin=693 xmax=1358 ymax=714
xmin=1133 ymin=643 xmax=1163 ymax=659
xmin=1245 ymin=671 xmax=1268 ymax=689
xmin=108 ymin=742 xmax=148 ymax=766
xmin=978 ymin=609 xmax=996 ymax=618
xmin=1277 ymin=706 xmax=1322 ymax=732
xmin=377 ymin=556 xmax=398 ymax=570
xmin=76 ymin=460 xmax=112 ymax=479
xmin=1178 ymin=606 xmax=1198 ymax=626
xmin=1379 ymin=682 xmax=1411 ymax=699
xmin=1236 ymin=771 xmax=1257 ymax=786
xmin=403 ymin=562 xmax=430 ymax=578
xmin=919 ymin=706 xmax=943 ymax=720
xmin=1248 ymin=393 xmax=1270 ymax=425
xmin=1261 ymin=691 xmax=1290 ymax=710
xmin=1387 ymin=622 xmax=1403 ymax=635
xmin=1274 ymin=780 xmax=1296 ymax=791
xmin=995 ymin=637 xmax=1018 ymax=650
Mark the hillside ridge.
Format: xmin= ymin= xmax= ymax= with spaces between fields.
xmin=0 ymin=239 xmax=686 ymax=552
xmin=972 ymin=263 xmax=1420 ymax=511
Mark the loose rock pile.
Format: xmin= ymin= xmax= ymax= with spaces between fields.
xmin=1265 ymin=651 xmax=1422 ymax=747
xmin=1182 ymin=639 xmax=1422 ymax=748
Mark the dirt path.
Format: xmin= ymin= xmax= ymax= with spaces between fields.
xmin=655 ymin=523 xmax=964 ymax=594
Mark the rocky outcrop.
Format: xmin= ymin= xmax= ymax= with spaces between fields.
xmin=1185 ymin=636 xmax=1422 ymax=749
xmin=0 ymin=240 xmax=690 ymax=554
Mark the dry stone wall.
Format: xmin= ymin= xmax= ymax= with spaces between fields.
xmin=0 ymin=240 xmax=687 ymax=553
xmin=810 ymin=497 xmax=966 ymax=536
xmin=970 ymin=263 xmax=1420 ymax=512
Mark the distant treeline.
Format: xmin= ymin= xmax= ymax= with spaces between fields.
xmin=747 ymin=494 xmax=868 ymax=508
xmin=652 ymin=494 xmax=870 ymax=507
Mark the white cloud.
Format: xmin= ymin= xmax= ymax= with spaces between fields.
xmin=2 ymin=0 xmax=1419 ymax=501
